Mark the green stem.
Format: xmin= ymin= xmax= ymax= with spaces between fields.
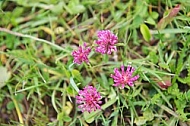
xmin=12 ymin=98 xmax=24 ymax=125
xmin=7 ymin=85 xmax=24 ymax=126
xmin=0 ymin=27 xmax=69 ymax=52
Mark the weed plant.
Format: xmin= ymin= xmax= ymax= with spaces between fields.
xmin=0 ymin=0 xmax=190 ymax=126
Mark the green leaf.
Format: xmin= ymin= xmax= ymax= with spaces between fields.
xmin=143 ymin=109 xmax=154 ymax=121
xmin=132 ymin=86 xmax=142 ymax=97
xmin=113 ymin=10 xmax=123 ymax=21
xmin=146 ymin=17 xmax=156 ymax=25
xmin=101 ymin=96 xmax=118 ymax=110
xmin=116 ymin=43 xmax=126 ymax=46
xmin=81 ymin=0 xmax=97 ymax=5
xmin=66 ymin=0 xmax=86 ymax=15
xmin=15 ymin=93 xmax=25 ymax=102
xmin=120 ymin=96 xmax=128 ymax=109
xmin=177 ymin=76 xmax=190 ymax=84
xmin=5 ymin=34 xmax=19 ymax=48
xmin=62 ymin=66 xmax=70 ymax=78
xmin=108 ymin=87 xmax=116 ymax=99
xmin=151 ymin=93 xmax=161 ymax=104
xmin=156 ymin=103 xmax=178 ymax=118
xmin=83 ymin=111 xmax=95 ymax=123
xmin=167 ymin=117 xmax=178 ymax=126
xmin=83 ymin=76 xmax=92 ymax=86
xmin=43 ymin=43 xmax=52 ymax=56
xmin=111 ymin=111 xmax=119 ymax=126
xmin=7 ymin=100 xmax=24 ymax=112
xmin=18 ymin=103 xmax=24 ymax=113
xmin=57 ymin=112 xmax=72 ymax=122
xmin=158 ymin=63 xmax=170 ymax=70
xmin=51 ymin=2 xmax=64 ymax=14
xmin=12 ymin=7 xmax=24 ymax=17
xmin=134 ymin=116 xmax=147 ymax=125
xmin=99 ymin=73 xmax=109 ymax=90
xmin=132 ymin=15 xmax=143 ymax=28
xmin=71 ymin=5 xmax=85 ymax=14
xmin=185 ymin=90 xmax=190 ymax=100
xmin=140 ymin=24 xmax=151 ymax=42
xmin=71 ymin=69 xmax=82 ymax=82
xmin=57 ymin=112 xmax=64 ymax=120
xmin=150 ymin=11 xmax=159 ymax=19
xmin=0 ymin=66 xmax=11 ymax=89
xmin=63 ymin=115 xmax=72 ymax=122
xmin=69 ymin=77 xmax=79 ymax=92
xmin=149 ymin=51 xmax=158 ymax=64
xmin=151 ymin=28 xmax=190 ymax=34
xmin=7 ymin=101 xmax=15 ymax=110
xmin=153 ymin=85 xmax=173 ymax=108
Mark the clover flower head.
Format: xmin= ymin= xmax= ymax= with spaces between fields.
xmin=110 ymin=65 xmax=139 ymax=88
xmin=76 ymin=86 xmax=102 ymax=112
xmin=95 ymin=30 xmax=118 ymax=54
xmin=72 ymin=43 xmax=91 ymax=64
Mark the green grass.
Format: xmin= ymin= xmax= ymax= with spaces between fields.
xmin=0 ymin=0 xmax=190 ymax=126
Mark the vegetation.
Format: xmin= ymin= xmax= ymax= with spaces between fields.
xmin=0 ymin=0 xmax=190 ymax=126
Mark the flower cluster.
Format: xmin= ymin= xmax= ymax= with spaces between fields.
xmin=72 ymin=30 xmax=139 ymax=112
xmin=110 ymin=65 xmax=139 ymax=89
xmin=76 ymin=86 xmax=102 ymax=112
xmin=95 ymin=30 xmax=118 ymax=54
xmin=72 ymin=30 xmax=117 ymax=64
xmin=72 ymin=43 xmax=91 ymax=64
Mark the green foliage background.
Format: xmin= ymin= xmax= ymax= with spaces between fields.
xmin=0 ymin=0 xmax=190 ymax=125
